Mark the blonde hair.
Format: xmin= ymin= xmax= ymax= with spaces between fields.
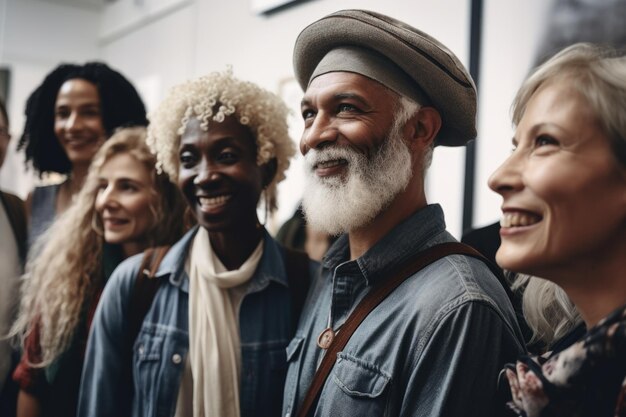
xmin=512 ymin=274 xmax=582 ymax=347
xmin=11 ymin=127 xmax=187 ymax=367
xmin=508 ymin=43 xmax=626 ymax=348
xmin=513 ymin=43 xmax=626 ymax=166
xmin=147 ymin=68 xmax=295 ymax=211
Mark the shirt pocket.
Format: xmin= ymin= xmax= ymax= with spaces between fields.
xmin=135 ymin=336 xmax=163 ymax=362
xmin=133 ymin=335 xmax=164 ymax=400
xmin=240 ymin=341 xmax=290 ymax=415
xmin=325 ymin=352 xmax=391 ymax=415
xmin=283 ymin=336 xmax=305 ymax=416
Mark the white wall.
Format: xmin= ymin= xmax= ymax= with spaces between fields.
xmin=187 ymin=0 xmax=471 ymax=236
xmin=0 ymin=0 xmax=101 ymax=198
xmin=473 ymin=0 xmax=554 ymax=228
xmin=97 ymin=0 xmax=472 ymax=236
xmin=0 ymin=0 xmax=553 ymax=237
xmin=98 ymin=0 xmax=197 ymax=111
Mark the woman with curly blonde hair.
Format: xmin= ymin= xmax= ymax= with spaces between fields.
xmin=10 ymin=127 xmax=187 ymax=417
xmin=79 ymin=69 xmax=317 ymax=417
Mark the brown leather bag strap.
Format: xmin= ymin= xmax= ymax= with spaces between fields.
xmin=128 ymin=245 xmax=171 ymax=346
xmin=296 ymin=242 xmax=487 ymax=417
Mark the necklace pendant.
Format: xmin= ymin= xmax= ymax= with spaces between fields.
xmin=317 ymin=327 xmax=335 ymax=349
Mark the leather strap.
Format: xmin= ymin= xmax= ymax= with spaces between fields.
xmin=128 ymin=245 xmax=171 ymax=346
xmin=296 ymin=242 xmax=489 ymax=417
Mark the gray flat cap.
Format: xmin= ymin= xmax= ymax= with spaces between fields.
xmin=293 ymin=9 xmax=477 ymax=147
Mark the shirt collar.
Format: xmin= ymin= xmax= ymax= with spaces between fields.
xmin=247 ymin=229 xmax=289 ymax=292
xmin=155 ymin=226 xmax=289 ymax=293
xmin=322 ymin=204 xmax=447 ymax=286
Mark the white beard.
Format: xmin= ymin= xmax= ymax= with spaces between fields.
xmin=302 ymin=118 xmax=413 ymax=236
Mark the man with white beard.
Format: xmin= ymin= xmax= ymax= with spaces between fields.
xmin=282 ymin=10 xmax=525 ymax=417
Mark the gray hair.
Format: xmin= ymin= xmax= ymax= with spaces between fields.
xmin=395 ymin=95 xmax=434 ymax=172
xmin=513 ymin=42 xmax=626 ymax=166
xmin=512 ymin=274 xmax=582 ymax=347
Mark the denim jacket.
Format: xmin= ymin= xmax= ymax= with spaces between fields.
xmin=283 ymin=205 xmax=525 ymax=417
xmin=78 ymin=226 xmax=317 ymax=417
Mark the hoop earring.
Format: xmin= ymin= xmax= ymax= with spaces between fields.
xmin=91 ymin=211 xmax=104 ymax=236
xmin=266 ymin=190 xmax=271 ymax=226
xmin=260 ymin=188 xmax=270 ymax=227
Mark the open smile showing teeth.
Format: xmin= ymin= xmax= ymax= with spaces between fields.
xmin=198 ymin=195 xmax=231 ymax=208
xmin=103 ymin=218 xmax=129 ymax=228
xmin=315 ymin=159 xmax=347 ymax=170
xmin=500 ymin=212 xmax=542 ymax=228
xmin=65 ymin=137 xmax=94 ymax=146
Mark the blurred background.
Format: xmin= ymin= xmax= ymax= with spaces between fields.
xmin=0 ymin=0 xmax=602 ymax=237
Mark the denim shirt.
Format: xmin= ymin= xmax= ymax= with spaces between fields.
xmin=283 ymin=204 xmax=525 ymax=417
xmin=78 ymin=226 xmax=317 ymax=417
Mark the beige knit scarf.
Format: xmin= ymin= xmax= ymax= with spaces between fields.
xmin=188 ymin=228 xmax=263 ymax=417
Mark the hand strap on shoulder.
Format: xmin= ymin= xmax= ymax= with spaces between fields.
xmin=296 ymin=242 xmax=488 ymax=417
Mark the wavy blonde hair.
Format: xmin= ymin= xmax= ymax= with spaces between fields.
xmin=512 ymin=274 xmax=582 ymax=347
xmin=147 ymin=68 xmax=295 ymax=211
xmin=11 ymin=127 xmax=187 ymax=367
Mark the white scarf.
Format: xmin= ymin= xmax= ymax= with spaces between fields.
xmin=187 ymin=228 xmax=263 ymax=417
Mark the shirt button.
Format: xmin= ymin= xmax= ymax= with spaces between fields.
xmin=172 ymin=353 xmax=182 ymax=364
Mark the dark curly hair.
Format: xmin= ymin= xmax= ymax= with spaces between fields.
xmin=18 ymin=62 xmax=148 ymax=175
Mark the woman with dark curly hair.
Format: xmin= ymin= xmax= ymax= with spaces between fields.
xmin=18 ymin=62 xmax=147 ymax=247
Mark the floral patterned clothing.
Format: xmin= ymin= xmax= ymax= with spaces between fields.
xmin=503 ymin=303 xmax=626 ymax=417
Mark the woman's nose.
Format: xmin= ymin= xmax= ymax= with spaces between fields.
xmin=193 ymin=161 xmax=221 ymax=186
xmin=95 ymin=186 xmax=119 ymax=211
xmin=65 ymin=112 xmax=84 ymax=132
xmin=488 ymin=151 xmax=524 ymax=196
xmin=300 ymin=114 xmax=338 ymax=155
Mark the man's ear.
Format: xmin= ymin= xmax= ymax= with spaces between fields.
xmin=406 ymin=107 xmax=441 ymax=151
xmin=261 ymin=157 xmax=278 ymax=188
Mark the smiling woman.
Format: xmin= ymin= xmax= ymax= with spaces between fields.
xmin=9 ymin=127 xmax=187 ymax=417
xmin=78 ymin=69 xmax=318 ymax=417
xmin=17 ymin=62 xmax=148 ymax=249
xmin=490 ymin=43 xmax=626 ymax=417
xmin=95 ymin=153 xmax=156 ymax=257
xmin=177 ymin=117 xmax=266 ymax=241
xmin=491 ymin=80 xmax=624 ymax=277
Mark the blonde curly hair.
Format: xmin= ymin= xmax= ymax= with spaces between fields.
xmin=147 ymin=68 xmax=295 ymax=211
xmin=10 ymin=127 xmax=187 ymax=367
